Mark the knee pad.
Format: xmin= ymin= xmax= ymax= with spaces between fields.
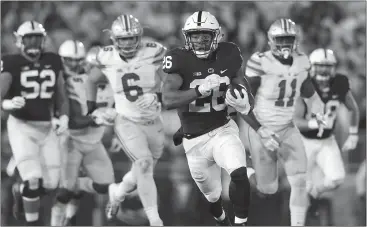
xmin=324 ymin=177 xmax=344 ymax=190
xmin=135 ymin=157 xmax=154 ymax=175
xmin=204 ymin=188 xmax=222 ymax=203
xmin=257 ymin=181 xmax=278 ymax=195
xmin=56 ymin=188 xmax=75 ymax=204
xmin=287 ymin=173 xmax=307 ymax=189
xmin=22 ymin=179 xmax=42 ymax=198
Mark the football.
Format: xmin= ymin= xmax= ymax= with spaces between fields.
xmin=225 ymin=83 xmax=246 ymax=99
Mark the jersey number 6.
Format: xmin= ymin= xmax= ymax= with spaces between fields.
xmin=121 ymin=73 xmax=143 ymax=102
xmin=20 ymin=69 xmax=56 ymax=99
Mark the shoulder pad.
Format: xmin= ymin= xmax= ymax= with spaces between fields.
xmin=245 ymin=52 xmax=265 ymax=77
xmin=162 ymin=48 xmax=185 ymax=74
xmin=332 ymin=73 xmax=349 ymax=97
xmin=139 ymin=41 xmax=167 ymax=64
xmin=43 ymin=52 xmax=63 ymax=64
xmin=96 ymin=45 xmax=116 ymax=66
xmin=1 ymin=54 xmax=20 ymax=73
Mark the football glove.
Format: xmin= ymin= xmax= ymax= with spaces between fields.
xmin=2 ymin=96 xmax=25 ymax=110
xmin=257 ymin=126 xmax=280 ymax=152
xmin=52 ymin=115 xmax=69 ymax=135
xmin=342 ymin=134 xmax=359 ymax=152
xmin=225 ymin=85 xmax=251 ymax=115
xmin=136 ymin=93 xmax=160 ymax=109
xmin=197 ymin=74 xmax=221 ymax=97
xmin=91 ymin=108 xmax=117 ymax=126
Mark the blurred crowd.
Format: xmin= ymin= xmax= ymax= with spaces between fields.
xmin=1 ymin=1 xmax=366 ymax=226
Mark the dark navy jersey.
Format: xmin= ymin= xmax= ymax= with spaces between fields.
xmin=163 ymin=42 xmax=243 ymax=136
xmin=1 ymin=52 xmax=63 ymax=121
xmin=301 ymin=73 xmax=349 ymax=139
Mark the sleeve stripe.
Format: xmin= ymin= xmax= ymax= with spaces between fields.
xmin=154 ymin=46 xmax=166 ymax=59
xmin=246 ymin=61 xmax=262 ymax=71
xmin=246 ymin=65 xmax=264 ymax=76
xmin=246 ymin=70 xmax=261 ymax=77
xmin=246 ymin=64 xmax=264 ymax=73
xmin=248 ymin=58 xmax=261 ymax=66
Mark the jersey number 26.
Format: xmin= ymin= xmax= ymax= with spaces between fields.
xmin=20 ymin=69 xmax=56 ymax=99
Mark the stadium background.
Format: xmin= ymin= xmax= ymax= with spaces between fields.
xmin=1 ymin=1 xmax=365 ymax=226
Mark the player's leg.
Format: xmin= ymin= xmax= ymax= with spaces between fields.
xmin=77 ymin=142 xmax=115 ymax=194
xmin=316 ymin=136 xmax=346 ymax=194
xmin=7 ymin=116 xmax=44 ymax=225
xmin=51 ymin=136 xmax=82 ymax=226
xmin=213 ymin=120 xmax=251 ymax=225
xmin=279 ymin=126 xmax=309 ymax=226
xmin=141 ymin=118 xmax=166 ymax=224
xmin=240 ymin=120 xmax=279 ymax=194
xmin=112 ymin=116 xmax=162 ymax=225
xmin=183 ymin=134 xmax=226 ymax=225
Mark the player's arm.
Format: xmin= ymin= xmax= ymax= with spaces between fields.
xmin=153 ymin=44 xmax=167 ymax=102
xmin=68 ymin=98 xmax=97 ymax=129
xmin=161 ymin=50 xmax=202 ymax=109
xmin=0 ymin=71 xmax=12 ymax=100
xmin=343 ymin=90 xmax=360 ymax=133
xmin=238 ymin=52 xmax=264 ymax=131
xmin=86 ymin=66 xmax=107 ymax=113
xmin=161 ymin=73 xmax=199 ymax=110
xmin=293 ymin=97 xmax=314 ymax=131
xmin=54 ymin=71 xmax=70 ymax=117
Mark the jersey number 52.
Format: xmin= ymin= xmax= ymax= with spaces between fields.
xmin=20 ymin=69 xmax=56 ymax=99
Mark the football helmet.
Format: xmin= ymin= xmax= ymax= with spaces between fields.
xmin=268 ymin=18 xmax=298 ymax=59
xmin=14 ymin=21 xmax=47 ymax=61
xmin=58 ymin=40 xmax=86 ymax=73
xmin=105 ymin=14 xmax=143 ymax=58
xmin=309 ymin=48 xmax=337 ymax=92
xmin=182 ymin=11 xmax=222 ymax=59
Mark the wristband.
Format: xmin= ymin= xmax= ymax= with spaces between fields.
xmin=1 ymin=100 xmax=12 ymax=110
xmin=349 ymin=126 xmax=358 ymax=134
xmin=194 ymin=85 xmax=202 ymax=97
xmin=308 ymin=119 xmax=319 ymax=129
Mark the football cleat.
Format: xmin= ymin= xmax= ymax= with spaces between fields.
xmin=216 ymin=216 xmax=232 ymax=226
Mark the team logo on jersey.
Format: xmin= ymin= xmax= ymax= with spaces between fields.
xmin=332 ymin=95 xmax=338 ymax=99
xmin=193 ymin=72 xmax=202 ymax=76
xmin=220 ymin=69 xmax=228 ymax=74
xmin=208 ymin=68 xmax=214 ymax=73
xmin=21 ymin=66 xmax=30 ymax=71
xmin=45 ymin=65 xmax=51 ymax=69
xmin=117 ymin=69 xmax=123 ymax=73
xmin=34 ymin=63 xmax=40 ymax=68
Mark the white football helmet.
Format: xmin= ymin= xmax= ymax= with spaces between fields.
xmin=182 ymin=11 xmax=222 ymax=59
xmin=14 ymin=21 xmax=47 ymax=60
xmin=105 ymin=14 xmax=143 ymax=58
xmin=309 ymin=48 xmax=337 ymax=91
xmin=58 ymin=40 xmax=86 ymax=73
xmin=268 ymin=18 xmax=298 ymax=59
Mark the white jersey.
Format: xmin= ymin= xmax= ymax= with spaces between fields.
xmin=96 ymin=41 xmax=166 ymax=123
xmin=65 ymin=71 xmax=105 ymax=143
xmin=245 ymin=51 xmax=311 ymax=130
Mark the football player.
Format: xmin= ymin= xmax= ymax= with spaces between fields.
xmin=85 ymin=14 xmax=167 ymax=226
xmin=238 ymin=18 xmax=323 ymax=226
xmin=294 ymin=48 xmax=359 ymax=216
xmin=0 ymin=21 xmax=69 ymax=225
xmin=50 ymin=40 xmax=116 ymax=226
xmin=162 ymin=11 xmax=253 ymax=226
